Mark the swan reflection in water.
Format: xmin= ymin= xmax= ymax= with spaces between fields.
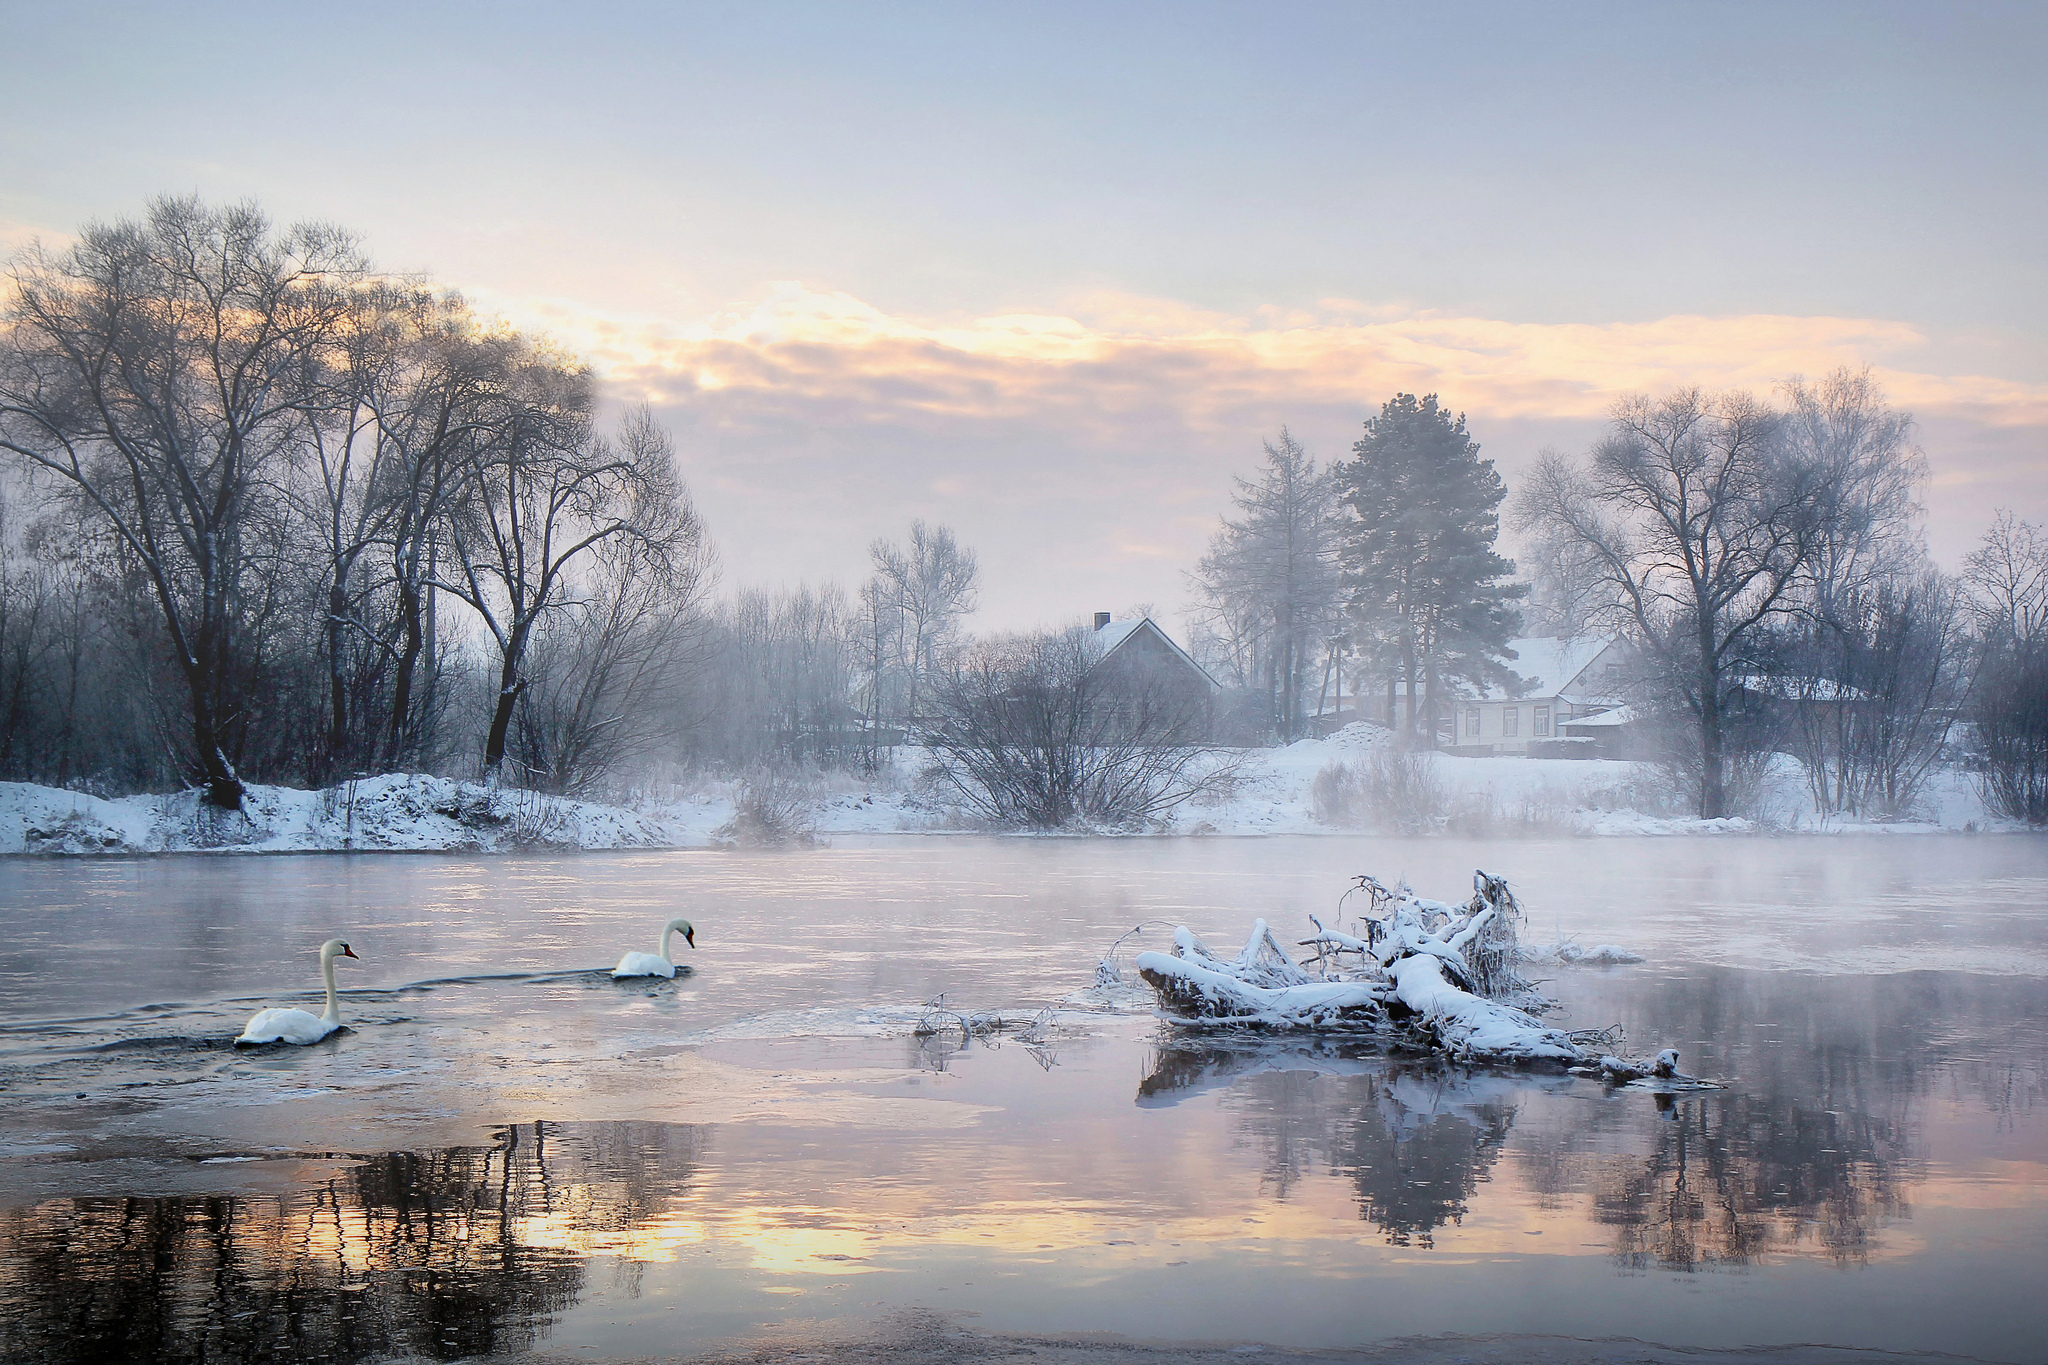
xmin=1137 ymin=1038 xmax=1911 ymax=1263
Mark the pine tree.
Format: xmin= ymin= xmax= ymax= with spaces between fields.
xmin=1336 ymin=394 xmax=1523 ymax=747
xmin=1186 ymin=429 xmax=1340 ymax=740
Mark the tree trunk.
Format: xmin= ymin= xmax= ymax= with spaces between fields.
xmin=186 ymin=671 xmax=243 ymax=809
xmin=386 ymin=578 xmax=423 ymax=768
xmin=1697 ymin=654 xmax=1726 ymax=819
xmin=326 ymin=573 xmax=351 ymax=780
xmin=483 ymin=620 xmax=532 ymax=776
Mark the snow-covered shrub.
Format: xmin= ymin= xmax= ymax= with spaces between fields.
xmin=714 ymin=773 xmax=819 ymax=846
xmin=1310 ymin=749 xmax=1447 ymax=832
xmin=924 ymin=627 xmax=1229 ymax=829
xmin=1975 ymin=639 xmax=2048 ymax=825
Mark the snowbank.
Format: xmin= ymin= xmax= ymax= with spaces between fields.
xmin=1167 ymin=723 xmax=2004 ymax=838
xmin=1 ymin=732 xmax=2015 ymax=856
xmin=0 ymin=774 xmax=682 ymax=855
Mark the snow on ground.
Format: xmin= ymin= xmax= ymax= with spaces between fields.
xmin=1172 ymin=722 xmax=2008 ymax=838
xmin=0 ymin=774 xmax=681 ymax=855
xmin=0 ymin=727 xmax=2017 ymax=856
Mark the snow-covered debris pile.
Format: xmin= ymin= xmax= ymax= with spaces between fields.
xmin=1135 ymin=870 xmax=1667 ymax=1070
xmin=1520 ymin=940 xmax=1647 ymax=966
xmin=0 ymin=775 xmax=684 ymax=854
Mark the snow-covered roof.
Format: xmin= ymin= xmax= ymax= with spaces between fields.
xmin=1561 ymin=705 xmax=1636 ymax=728
xmin=1093 ymin=618 xmax=1149 ymax=654
xmin=1470 ymin=636 xmax=1616 ymax=701
xmin=1091 ymin=617 xmax=1219 ymax=690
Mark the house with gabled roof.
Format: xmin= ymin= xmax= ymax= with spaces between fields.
xmin=1445 ymin=634 xmax=1630 ymax=756
xmin=1088 ymin=612 xmax=1220 ymax=696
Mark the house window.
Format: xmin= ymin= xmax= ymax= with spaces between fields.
xmin=1503 ymin=707 xmax=1519 ymax=737
xmin=1535 ymin=706 xmax=1551 ymax=737
xmin=1466 ymin=707 xmax=1481 ymax=737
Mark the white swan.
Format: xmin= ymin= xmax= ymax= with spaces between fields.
xmin=235 ymin=939 xmax=360 ymax=1046
xmin=613 ymin=918 xmax=696 ymax=979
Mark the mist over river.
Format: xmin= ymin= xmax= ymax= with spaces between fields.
xmin=1 ymin=836 xmax=2043 ymax=1364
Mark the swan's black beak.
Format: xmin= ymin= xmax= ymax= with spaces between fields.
xmin=342 ymin=944 xmax=360 ymax=959
xmin=685 ymin=928 xmax=696 ymax=948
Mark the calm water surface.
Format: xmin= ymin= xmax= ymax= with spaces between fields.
xmin=0 ymin=836 xmax=2043 ymax=1363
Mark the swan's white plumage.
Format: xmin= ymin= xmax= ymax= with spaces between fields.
xmin=235 ymin=938 xmax=358 ymax=1046
xmin=236 ymin=1007 xmax=341 ymax=1046
xmin=612 ymin=950 xmax=677 ymax=979
xmin=612 ymin=917 xmax=696 ymax=978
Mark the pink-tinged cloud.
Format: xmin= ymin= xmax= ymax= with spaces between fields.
xmin=481 ymin=286 xmax=2048 ymax=626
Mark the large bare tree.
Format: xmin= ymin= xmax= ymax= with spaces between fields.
xmin=0 ymin=198 xmax=362 ymax=806
xmin=438 ymin=386 xmax=696 ymax=779
xmin=299 ymin=285 xmax=512 ymax=775
xmin=1516 ymin=388 xmax=1826 ymax=817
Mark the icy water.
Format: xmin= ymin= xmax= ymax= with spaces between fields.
xmin=0 ymin=836 xmax=2044 ymax=1364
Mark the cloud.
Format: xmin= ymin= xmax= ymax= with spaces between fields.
xmin=495 ymin=280 xmax=2045 ymax=424
xmin=468 ymin=283 xmax=2047 ymax=625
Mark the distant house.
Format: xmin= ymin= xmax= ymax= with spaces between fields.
xmin=1446 ymin=635 xmax=1630 ymax=757
xmin=1088 ymin=612 xmax=1219 ymax=699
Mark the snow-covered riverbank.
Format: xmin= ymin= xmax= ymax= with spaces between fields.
xmin=0 ymin=729 xmax=2013 ymax=855
xmin=0 ymin=774 xmax=677 ymax=855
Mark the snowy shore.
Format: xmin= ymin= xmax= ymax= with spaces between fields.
xmin=0 ymin=727 xmax=2014 ymax=855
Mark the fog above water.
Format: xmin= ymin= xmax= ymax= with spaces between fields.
xmin=0 ymin=836 xmax=2044 ymax=1364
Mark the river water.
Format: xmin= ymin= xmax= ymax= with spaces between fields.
xmin=0 ymin=835 xmax=2043 ymax=1363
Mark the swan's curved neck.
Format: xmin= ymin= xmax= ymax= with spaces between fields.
xmin=656 ymin=918 xmax=692 ymax=961
xmin=320 ymin=948 xmax=341 ymax=1023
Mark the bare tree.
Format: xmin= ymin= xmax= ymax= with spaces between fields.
xmin=510 ymin=502 xmax=713 ymax=794
xmin=854 ymin=573 xmax=902 ymax=767
xmin=298 ymin=285 xmax=509 ymax=776
xmin=1516 ymin=388 xmax=1827 ymax=817
xmin=926 ymin=626 xmax=1224 ymax=829
xmin=1780 ymin=368 xmax=1926 ymax=621
xmin=0 ymin=197 xmax=363 ymax=806
xmin=1513 ymin=448 xmax=1615 ymax=641
xmin=686 ymin=583 xmax=854 ymax=768
xmin=868 ymin=520 xmax=978 ymax=728
xmin=1964 ymin=511 xmax=2048 ymax=646
xmin=1778 ymin=565 xmax=1973 ymax=818
xmin=438 ymin=391 xmax=696 ymax=780
xmin=1965 ymin=512 xmax=2048 ymax=825
xmin=1759 ymin=370 xmax=1944 ymax=818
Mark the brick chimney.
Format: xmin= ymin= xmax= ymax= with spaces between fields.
xmin=1094 ymin=611 xmax=1111 ymax=630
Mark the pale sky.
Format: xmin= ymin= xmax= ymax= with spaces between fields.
xmin=3 ymin=0 xmax=2043 ymax=629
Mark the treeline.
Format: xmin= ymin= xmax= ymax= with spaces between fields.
xmin=3 ymin=198 xmax=2043 ymax=827
xmin=1187 ymin=376 xmax=2048 ymax=823
xmin=0 ymin=198 xmax=989 ymax=806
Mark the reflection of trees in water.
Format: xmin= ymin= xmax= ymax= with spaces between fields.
xmin=1322 ymin=1076 xmax=1516 ymax=1247
xmin=1593 ymin=1091 xmax=1910 ymax=1271
xmin=1554 ymin=964 xmax=1998 ymax=1270
xmin=1140 ymin=1042 xmax=1529 ymax=1247
xmin=0 ymin=1120 xmax=705 ymax=1365
xmin=1143 ymin=1012 xmax=1923 ymax=1261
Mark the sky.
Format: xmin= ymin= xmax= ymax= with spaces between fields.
xmin=3 ymin=0 xmax=2044 ymax=630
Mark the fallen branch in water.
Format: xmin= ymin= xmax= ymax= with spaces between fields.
xmin=1134 ymin=869 xmax=1681 ymax=1072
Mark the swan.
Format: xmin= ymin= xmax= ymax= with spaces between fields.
xmin=613 ymin=917 xmax=696 ymax=979
xmin=235 ymin=939 xmax=360 ymax=1046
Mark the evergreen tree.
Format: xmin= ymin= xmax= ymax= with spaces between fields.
xmin=1336 ymin=394 xmax=1523 ymax=747
xmin=1186 ymin=429 xmax=1340 ymax=740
